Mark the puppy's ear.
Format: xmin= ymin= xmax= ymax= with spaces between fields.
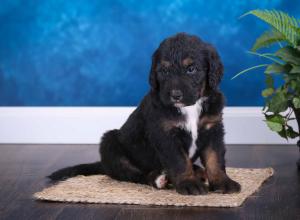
xmin=149 ymin=50 xmax=159 ymax=91
xmin=205 ymin=44 xmax=224 ymax=90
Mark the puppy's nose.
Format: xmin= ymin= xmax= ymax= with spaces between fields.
xmin=170 ymin=90 xmax=183 ymax=101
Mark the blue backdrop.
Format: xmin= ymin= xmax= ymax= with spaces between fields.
xmin=0 ymin=0 xmax=299 ymax=106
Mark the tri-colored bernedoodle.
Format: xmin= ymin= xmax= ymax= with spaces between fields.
xmin=49 ymin=33 xmax=241 ymax=195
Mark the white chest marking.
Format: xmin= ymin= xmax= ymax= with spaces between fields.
xmin=180 ymin=99 xmax=203 ymax=158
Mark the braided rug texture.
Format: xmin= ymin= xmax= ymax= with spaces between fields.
xmin=34 ymin=167 xmax=273 ymax=207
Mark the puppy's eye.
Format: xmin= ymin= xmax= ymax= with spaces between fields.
xmin=187 ymin=65 xmax=196 ymax=75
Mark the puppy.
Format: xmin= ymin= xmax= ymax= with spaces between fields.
xmin=49 ymin=33 xmax=241 ymax=195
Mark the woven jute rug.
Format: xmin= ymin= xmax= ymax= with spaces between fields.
xmin=34 ymin=167 xmax=273 ymax=207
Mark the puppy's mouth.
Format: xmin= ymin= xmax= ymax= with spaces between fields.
xmin=172 ymin=98 xmax=201 ymax=108
xmin=173 ymin=102 xmax=185 ymax=108
xmin=170 ymin=97 xmax=186 ymax=108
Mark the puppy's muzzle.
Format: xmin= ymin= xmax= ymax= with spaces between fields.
xmin=170 ymin=89 xmax=183 ymax=103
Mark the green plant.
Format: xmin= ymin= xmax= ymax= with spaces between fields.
xmin=233 ymin=9 xmax=300 ymax=141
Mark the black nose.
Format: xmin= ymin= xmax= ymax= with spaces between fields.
xmin=170 ymin=90 xmax=183 ymax=101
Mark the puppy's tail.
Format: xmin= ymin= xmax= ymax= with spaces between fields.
xmin=48 ymin=161 xmax=104 ymax=181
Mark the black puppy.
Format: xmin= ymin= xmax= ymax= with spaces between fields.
xmin=49 ymin=33 xmax=241 ymax=195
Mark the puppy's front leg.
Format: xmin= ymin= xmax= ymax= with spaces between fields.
xmin=150 ymin=129 xmax=207 ymax=195
xmin=200 ymin=145 xmax=241 ymax=194
xmin=172 ymin=153 xmax=208 ymax=195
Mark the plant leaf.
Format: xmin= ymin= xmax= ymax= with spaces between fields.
xmin=266 ymin=120 xmax=283 ymax=132
xmin=286 ymin=125 xmax=299 ymax=138
xmin=264 ymin=63 xmax=291 ymax=74
xmin=277 ymin=126 xmax=288 ymax=140
xmin=292 ymin=97 xmax=300 ymax=108
xmin=265 ymin=74 xmax=274 ymax=88
xmin=265 ymin=114 xmax=285 ymax=125
xmin=262 ymin=88 xmax=274 ymax=97
xmin=268 ymin=92 xmax=288 ymax=113
xmin=290 ymin=65 xmax=300 ymax=73
xmin=290 ymin=80 xmax=298 ymax=90
xmin=232 ymin=64 xmax=268 ymax=79
xmin=251 ymin=29 xmax=286 ymax=51
xmin=275 ymin=46 xmax=300 ymax=65
xmin=247 ymin=51 xmax=283 ymax=64
xmin=241 ymin=10 xmax=300 ymax=46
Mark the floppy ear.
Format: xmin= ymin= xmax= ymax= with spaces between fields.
xmin=205 ymin=44 xmax=224 ymax=90
xmin=149 ymin=50 xmax=159 ymax=91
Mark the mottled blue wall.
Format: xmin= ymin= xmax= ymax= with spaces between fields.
xmin=0 ymin=0 xmax=299 ymax=106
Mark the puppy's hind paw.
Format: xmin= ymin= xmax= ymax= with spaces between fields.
xmin=154 ymin=173 xmax=168 ymax=189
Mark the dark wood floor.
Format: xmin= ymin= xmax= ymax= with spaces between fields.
xmin=0 ymin=144 xmax=299 ymax=220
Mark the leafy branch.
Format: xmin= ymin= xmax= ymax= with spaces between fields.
xmin=233 ymin=9 xmax=300 ymax=140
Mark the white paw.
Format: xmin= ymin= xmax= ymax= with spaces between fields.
xmin=154 ymin=174 xmax=168 ymax=189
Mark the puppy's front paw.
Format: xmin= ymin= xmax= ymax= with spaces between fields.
xmin=209 ymin=177 xmax=241 ymax=194
xmin=176 ymin=178 xmax=208 ymax=195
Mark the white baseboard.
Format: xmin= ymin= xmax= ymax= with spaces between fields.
xmin=0 ymin=107 xmax=297 ymax=144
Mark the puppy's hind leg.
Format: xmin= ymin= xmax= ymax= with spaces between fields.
xmin=100 ymin=130 xmax=148 ymax=184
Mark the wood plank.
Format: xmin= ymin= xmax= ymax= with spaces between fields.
xmin=0 ymin=144 xmax=299 ymax=220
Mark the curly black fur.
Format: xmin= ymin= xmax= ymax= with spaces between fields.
xmin=49 ymin=33 xmax=241 ymax=195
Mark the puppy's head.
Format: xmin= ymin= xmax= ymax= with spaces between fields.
xmin=149 ymin=33 xmax=223 ymax=107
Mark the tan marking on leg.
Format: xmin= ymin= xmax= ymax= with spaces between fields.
xmin=203 ymin=148 xmax=226 ymax=183
xmin=175 ymin=155 xmax=196 ymax=184
xmin=202 ymin=147 xmax=241 ymax=193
